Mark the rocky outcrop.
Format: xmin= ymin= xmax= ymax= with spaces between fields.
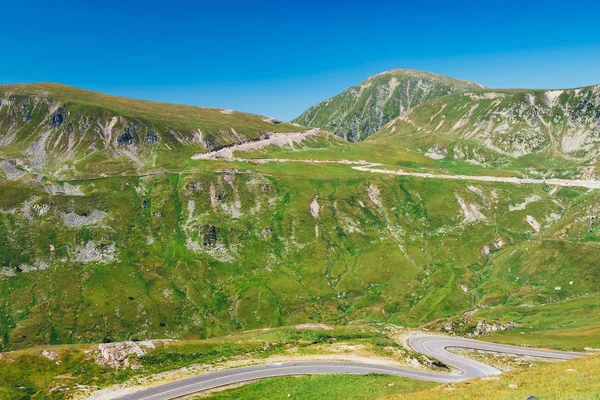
xmin=425 ymin=145 xmax=448 ymax=160
xmin=426 ymin=316 xmax=519 ymax=337
xmin=201 ymin=224 xmax=218 ymax=246
xmin=92 ymin=340 xmax=173 ymax=369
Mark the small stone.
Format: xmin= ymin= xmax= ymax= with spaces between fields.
xmin=508 ymin=384 xmax=518 ymax=389
xmin=554 ymin=286 xmax=561 ymax=291
xmin=565 ymin=368 xmax=576 ymax=372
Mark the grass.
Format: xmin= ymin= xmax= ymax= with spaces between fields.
xmin=1 ymin=161 xmax=598 ymax=351
xmin=380 ymin=353 xmax=600 ymax=400
xmin=199 ymin=374 xmax=436 ymax=400
xmin=1 ymin=77 xmax=600 ymax=400
xmin=0 ymin=83 xmax=300 ymax=137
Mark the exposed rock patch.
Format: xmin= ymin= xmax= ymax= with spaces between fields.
xmin=425 ymin=145 xmax=448 ymax=160
xmin=525 ymin=215 xmax=541 ymax=232
xmin=456 ymin=195 xmax=486 ymax=223
xmin=367 ymin=184 xmax=383 ymax=211
xmin=41 ymin=349 xmax=59 ymax=361
xmin=16 ymin=261 xmax=50 ymax=273
xmin=509 ymin=195 xmax=542 ymax=211
xmin=93 ymin=340 xmax=173 ymax=369
xmin=71 ymin=241 xmax=116 ymax=263
xmin=45 ymin=182 xmax=85 ymax=196
xmin=62 ymin=210 xmax=107 ymax=227
xmin=0 ymin=159 xmax=26 ymax=179
xmin=310 ymin=195 xmax=320 ymax=218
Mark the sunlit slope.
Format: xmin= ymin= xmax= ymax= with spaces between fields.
xmin=2 ymin=160 xmax=600 ymax=351
xmin=0 ymin=83 xmax=302 ymax=177
xmin=367 ymin=85 xmax=600 ymax=177
xmin=293 ymin=69 xmax=483 ymax=141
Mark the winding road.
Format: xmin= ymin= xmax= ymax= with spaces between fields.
xmin=116 ymin=335 xmax=585 ymax=400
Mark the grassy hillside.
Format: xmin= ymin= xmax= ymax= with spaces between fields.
xmin=364 ymin=85 xmax=600 ymax=178
xmin=2 ymin=156 xmax=600 ymax=351
xmin=293 ymin=69 xmax=483 ymax=141
xmin=0 ymin=83 xmax=302 ymax=178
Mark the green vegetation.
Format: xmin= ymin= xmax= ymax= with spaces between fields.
xmin=0 ymin=83 xmax=301 ymax=178
xmin=2 ymin=159 xmax=600 ymax=351
xmin=1 ymin=72 xmax=600 ymax=399
xmin=200 ymin=374 xmax=436 ymax=400
xmin=293 ymin=69 xmax=482 ymax=141
xmin=381 ymin=354 xmax=600 ymax=400
xmin=0 ymin=325 xmax=413 ymax=399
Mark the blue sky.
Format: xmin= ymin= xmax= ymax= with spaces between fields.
xmin=2 ymin=0 xmax=600 ymax=120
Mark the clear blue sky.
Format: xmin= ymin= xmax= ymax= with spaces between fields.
xmin=2 ymin=0 xmax=600 ymax=120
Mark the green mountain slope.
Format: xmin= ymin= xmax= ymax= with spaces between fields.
xmin=0 ymin=83 xmax=303 ymax=178
xmin=367 ymin=85 xmax=600 ymax=177
xmin=2 ymin=159 xmax=600 ymax=351
xmin=292 ymin=69 xmax=483 ymax=141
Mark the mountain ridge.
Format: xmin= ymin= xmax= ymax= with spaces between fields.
xmin=292 ymin=69 xmax=484 ymax=141
xmin=293 ymin=69 xmax=600 ymax=145
xmin=0 ymin=82 xmax=305 ymax=178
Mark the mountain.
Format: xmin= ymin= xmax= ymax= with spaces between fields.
xmin=1 ymin=75 xmax=600 ymax=374
xmin=0 ymin=83 xmax=303 ymax=178
xmin=292 ymin=69 xmax=484 ymax=141
xmin=369 ymin=85 xmax=600 ymax=175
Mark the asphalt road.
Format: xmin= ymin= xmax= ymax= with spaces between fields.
xmin=117 ymin=335 xmax=585 ymax=400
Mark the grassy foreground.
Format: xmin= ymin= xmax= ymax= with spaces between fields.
xmin=199 ymin=374 xmax=436 ymax=400
xmin=381 ymin=353 xmax=600 ymax=400
xmin=198 ymin=353 xmax=600 ymax=400
xmin=0 ymin=325 xmax=415 ymax=399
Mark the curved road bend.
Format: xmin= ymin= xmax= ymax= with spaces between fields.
xmin=117 ymin=335 xmax=585 ymax=400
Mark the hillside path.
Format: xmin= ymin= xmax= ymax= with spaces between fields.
xmin=217 ymin=157 xmax=600 ymax=189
